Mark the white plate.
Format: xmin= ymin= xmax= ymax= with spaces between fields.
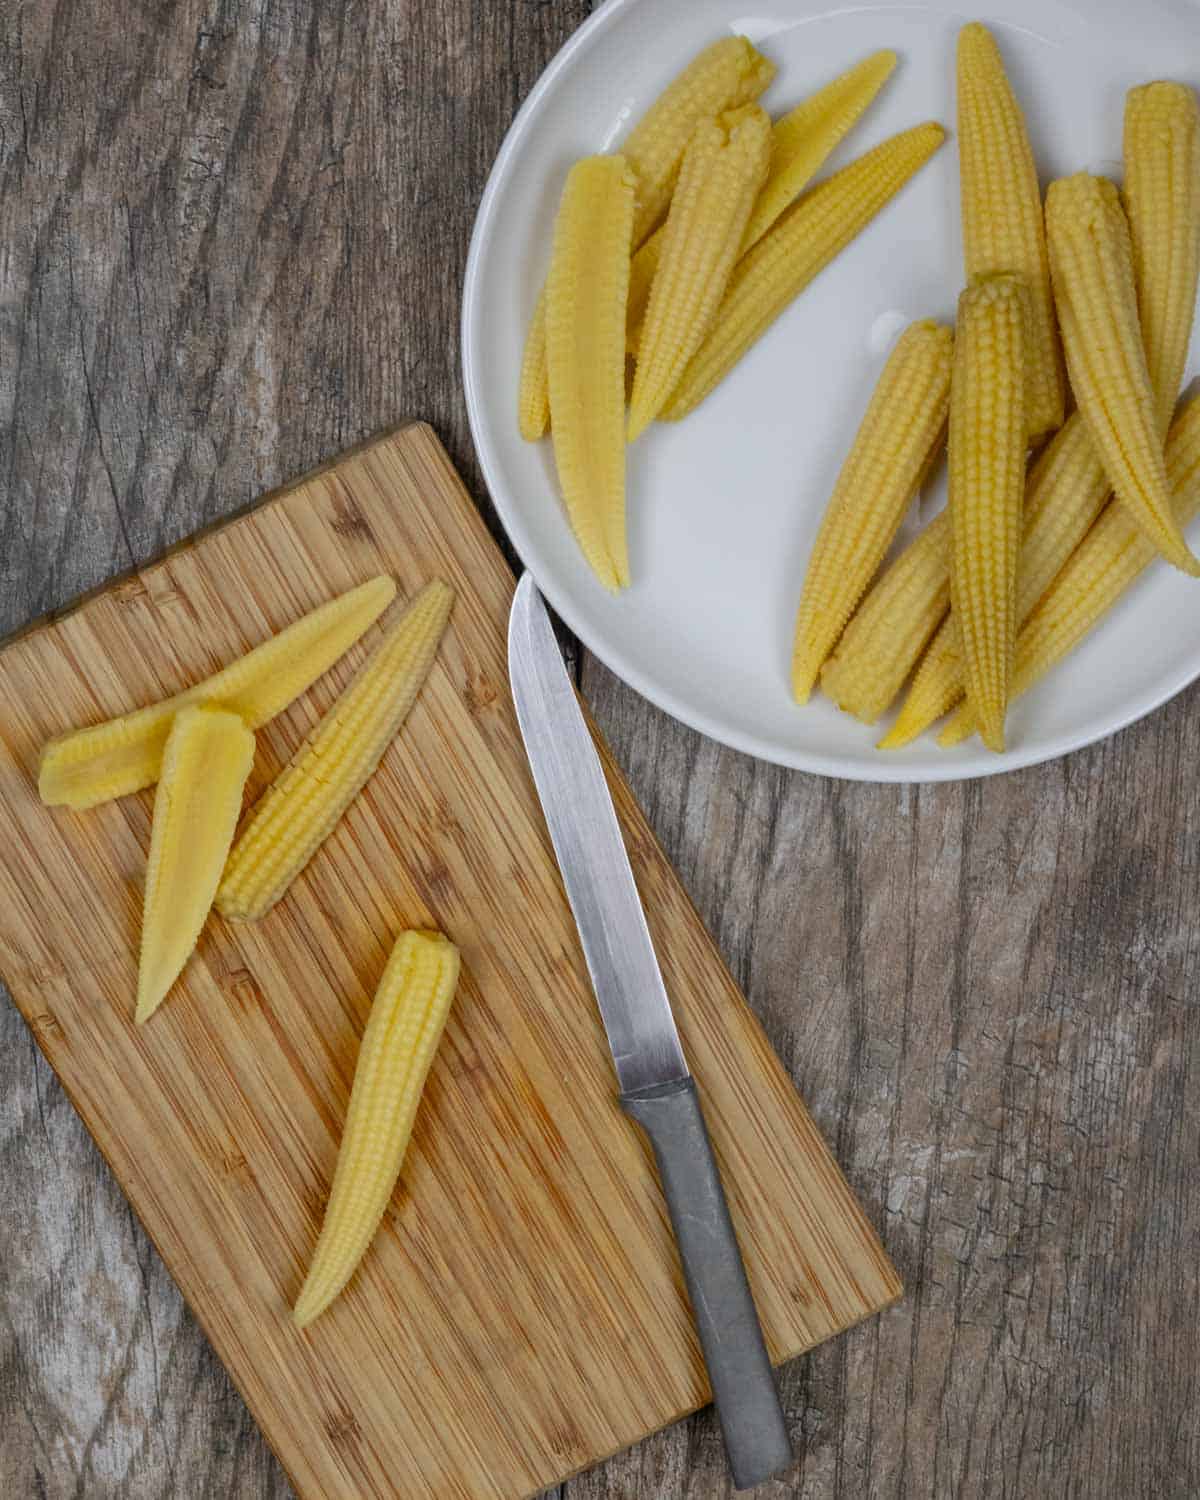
xmin=462 ymin=0 xmax=1200 ymax=782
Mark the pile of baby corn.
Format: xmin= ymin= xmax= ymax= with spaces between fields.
xmin=797 ymin=24 xmax=1200 ymax=752
xmin=39 ymin=579 xmax=461 ymax=1325
xmin=518 ymin=37 xmax=946 ymax=590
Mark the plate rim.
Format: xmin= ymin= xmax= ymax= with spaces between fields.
xmin=461 ymin=0 xmax=1200 ymax=784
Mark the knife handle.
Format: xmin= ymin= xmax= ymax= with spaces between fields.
xmin=621 ymin=1077 xmax=793 ymax=1491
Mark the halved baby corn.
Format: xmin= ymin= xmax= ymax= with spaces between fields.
xmin=819 ymin=510 xmax=952 ymax=723
xmin=1046 ymin=173 xmax=1200 ymax=575
xmin=880 ymin=412 xmax=1111 ymax=747
xmin=1123 ymin=81 xmax=1200 ymax=439
xmin=137 ymin=707 xmax=255 ymax=1024
xmin=623 ymin=36 xmax=777 ymax=248
xmin=293 ymin=930 xmax=461 ymax=1328
xmin=626 ymin=49 xmax=896 ymax=357
xmin=947 ymin=274 xmax=1028 ymax=753
xmin=957 ymin=22 xmax=1064 ymax=438
xmin=517 ymin=285 xmax=551 ymax=442
xmin=39 ymin=577 xmax=396 ymax=811
xmin=742 ymin=48 xmax=897 ymax=255
xmin=791 ymin=320 xmax=953 ymax=702
xmin=217 ymin=581 xmax=454 ymax=922
xmin=661 ymin=122 xmax=946 ymax=422
xmin=941 ymin=392 xmax=1200 ymax=747
xmin=627 ymin=107 xmax=772 ymax=441
xmin=517 ymin=36 xmax=775 ymax=437
xmin=544 ymin=157 xmax=636 ymax=590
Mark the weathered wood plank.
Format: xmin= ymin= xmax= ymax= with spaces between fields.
xmin=4 ymin=0 xmax=1200 ymax=1496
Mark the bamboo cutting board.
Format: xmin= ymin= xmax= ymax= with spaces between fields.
xmin=0 ymin=424 xmax=899 ymax=1500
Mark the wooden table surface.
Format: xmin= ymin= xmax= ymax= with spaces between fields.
xmin=2 ymin=3 xmax=1198 ymax=1497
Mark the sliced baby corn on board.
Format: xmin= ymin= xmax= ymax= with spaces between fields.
xmin=464 ymin=0 xmax=1200 ymax=780
xmin=0 ymin=423 xmax=900 ymax=1500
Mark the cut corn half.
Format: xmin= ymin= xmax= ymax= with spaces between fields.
xmin=742 ymin=49 xmax=898 ymax=254
xmin=880 ymin=412 xmax=1110 ymax=747
xmin=628 ymin=107 xmax=772 ymax=441
xmin=137 ymin=706 xmax=255 ymax=1024
xmin=518 ymin=36 xmax=774 ymax=429
xmin=948 ymin=274 xmax=1028 ymax=753
xmin=624 ymin=36 xmax=777 ymax=248
xmin=820 ymin=510 xmax=951 ymax=723
xmin=941 ymin=392 xmax=1200 ymax=747
xmin=39 ymin=577 xmax=396 ymax=811
xmin=1047 ymin=173 xmax=1199 ymax=575
xmin=217 ymin=581 xmax=454 ymax=922
xmin=544 ymin=157 xmax=636 ymax=590
xmin=626 ymin=229 xmax=664 ymax=354
xmin=1123 ymin=81 xmax=1200 ymax=438
xmin=293 ymin=930 xmax=461 ymax=1328
xmin=517 ymin=286 xmax=551 ymax=442
xmin=662 ymin=122 xmax=946 ymax=422
xmin=792 ymin=320 xmax=953 ymax=702
xmin=957 ymin=22 xmax=1064 ymax=438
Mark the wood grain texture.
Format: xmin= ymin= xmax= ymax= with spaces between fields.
xmin=0 ymin=424 xmax=898 ymax=1500
xmin=3 ymin=1 xmax=1200 ymax=1497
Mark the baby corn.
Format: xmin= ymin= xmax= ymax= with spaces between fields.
xmin=217 ymin=582 xmax=453 ymax=922
xmin=544 ymin=157 xmax=636 ymax=589
xmin=948 ymin=275 xmax=1028 ymax=753
xmin=39 ymin=577 xmax=396 ymax=811
xmin=742 ymin=49 xmax=897 ymax=254
xmin=517 ymin=37 xmax=774 ymax=433
xmin=626 ymin=229 xmax=664 ymax=354
xmin=941 ymin=393 xmax=1200 ymax=747
xmin=880 ymin=413 xmax=1110 ymax=747
xmin=628 ymin=107 xmax=771 ymax=441
xmin=517 ymin=286 xmax=551 ymax=442
xmin=137 ymin=707 xmax=255 ymax=1024
xmin=662 ymin=122 xmax=946 ymax=421
xmin=293 ymin=930 xmax=461 ymax=1328
xmin=792 ymin=320 xmax=953 ymax=702
xmin=1123 ymin=82 xmax=1200 ymax=438
xmin=1046 ymin=173 xmax=1199 ymax=575
xmin=819 ymin=510 xmax=951 ymax=723
xmin=957 ymin=22 xmax=1064 ymax=438
xmin=624 ymin=36 xmax=776 ymax=248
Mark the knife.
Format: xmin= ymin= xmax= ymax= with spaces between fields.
xmin=507 ymin=573 xmax=793 ymax=1491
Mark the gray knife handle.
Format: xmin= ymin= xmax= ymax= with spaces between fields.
xmin=621 ymin=1078 xmax=793 ymax=1490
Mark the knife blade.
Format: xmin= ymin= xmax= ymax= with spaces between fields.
xmin=507 ymin=572 xmax=793 ymax=1492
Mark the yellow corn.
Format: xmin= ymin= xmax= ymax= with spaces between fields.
xmin=293 ymin=930 xmax=460 ymax=1328
xmin=624 ymin=36 xmax=776 ymax=248
xmin=956 ymin=23 xmax=1064 ymax=439
xmin=517 ymin=286 xmax=550 ymax=442
xmin=662 ymin=122 xmax=946 ymax=422
xmin=626 ymin=50 xmax=896 ymax=356
xmin=137 ymin=706 xmax=255 ymax=1024
xmin=742 ymin=49 xmax=897 ymax=254
xmin=1046 ymin=173 xmax=1200 ymax=575
xmin=792 ymin=320 xmax=953 ymax=702
xmin=542 ymin=157 xmax=636 ymax=591
xmin=626 ymin=228 xmax=664 ymax=354
xmin=39 ymin=577 xmax=396 ymax=811
xmin=941 ymin=392 xmax=1200 ymax=747
xmin=1123 ymin=82 xmax=1200 ymax=439
xmin=880 ymin=412 xmax=1110 ymax=747
xmin=947 ymin=274 xmax=1028 ymax=752
xmin=628 ymin=107 xmax=772 ymax=441
xmin=820 ymin=510 xmax=951 ymax=722
xmin=217 ymin=582 xmax=453 ymax=922
xmin=520 ymin=36 xmax=774 ymax=426
xmin=886 ymin=90 xmax=1200 ymax=748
